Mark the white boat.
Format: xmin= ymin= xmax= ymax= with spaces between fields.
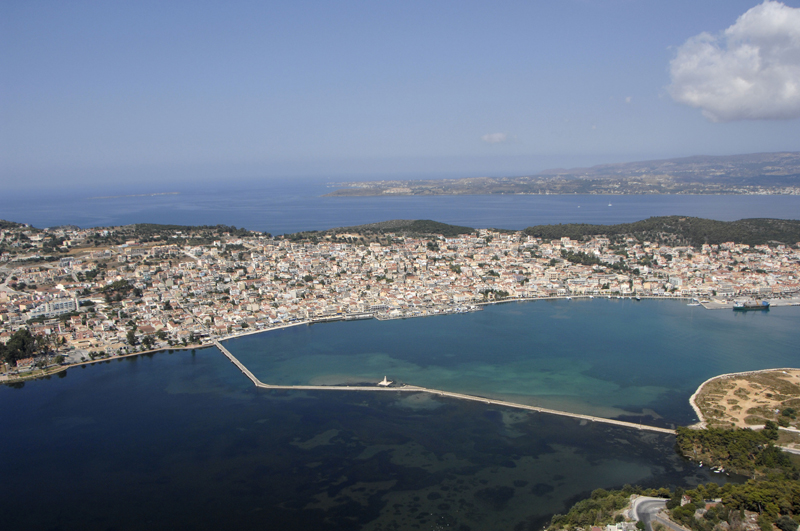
xmin=687 ymin=303 xmax=701 ymax=306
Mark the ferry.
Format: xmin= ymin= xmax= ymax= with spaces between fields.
xmin=733 ymin=300 xmax=770 ymax=311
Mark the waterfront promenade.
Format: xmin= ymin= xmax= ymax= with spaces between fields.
xmin=212 ymin=340 xmax=676 ymax=436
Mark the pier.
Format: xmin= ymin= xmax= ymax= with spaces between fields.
xmin=212 ymin=340 xmax=676 ymax=436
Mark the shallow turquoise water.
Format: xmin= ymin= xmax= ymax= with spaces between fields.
xmin=0 ymin=348 xmax=725 ymax=531
xmin=225 ymin=299 xmax=800 ymax=425
xmin=1 ymin=299 xmax=795 ymax=529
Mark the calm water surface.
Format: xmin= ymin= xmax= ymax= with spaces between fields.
xmin=226 ymin=300 xmax=800 ymax=426
xmin=1 ymin=300 xmax=792 ymax=530
xmin=2 ymin=179 xmax=799 ymax=232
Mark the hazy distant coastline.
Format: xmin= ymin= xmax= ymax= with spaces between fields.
xmin=88 ymin=192 xmax=180 ymax=200
xmin=326 ymin=152 xmax=800 ymax=197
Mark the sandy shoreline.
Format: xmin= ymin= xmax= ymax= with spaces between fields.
xmin=689 ymin=368 xmax=800 ymax=428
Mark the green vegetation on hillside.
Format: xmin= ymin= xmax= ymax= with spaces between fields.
xmin=0 ymin=219 xmax=26 ymax=230
xmin=552 ymin=426 xmax=800 ymax=531
xmin=87 ymin=223 xmax=259 ymax=246
xmin=323 ymin=219 xmax=475 ymax=238
xmin=548 ymin=486 xmax=666 ymax=530
xmin=523 ymin=217 xmax=800 ymax=247
xmin=675 ymin=425 xmax=792 ymax=476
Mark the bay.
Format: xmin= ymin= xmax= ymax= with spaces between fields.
xmin=225 ymin=299 xmax=800 ymax=426
xmin=2 ymin=183 xmax=798 ymax=529
xmin=1 ymin=299 xmax=794 ymax=530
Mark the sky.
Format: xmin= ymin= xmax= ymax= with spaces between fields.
xmin=2 ymin=0 xmax=800 ymax=190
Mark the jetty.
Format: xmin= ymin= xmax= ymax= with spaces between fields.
xmin=213 ymin=340 xmax=676 ymax=436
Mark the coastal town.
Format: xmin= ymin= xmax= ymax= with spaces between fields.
xmin=1 ymin=220 xmax=799 ymax=379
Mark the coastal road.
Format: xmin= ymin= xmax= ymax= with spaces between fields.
xmin=632 ymin=497 xmax=691 ymax=531
xmin=632 ymin=497 xmax=667 ymax=531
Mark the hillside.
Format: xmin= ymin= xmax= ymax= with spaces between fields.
xmin=540 ymin=151 xmax=800 ymax=186
xmin=522 ymin=217 xmax=800 ymax=247
xmin=325 ymin=219 xmax=475 ymax=237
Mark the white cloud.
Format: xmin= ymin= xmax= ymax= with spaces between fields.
xmin=481 ymin=132 xmax=508 ymax=144
xmin=668 ymin=0 xmax=800 ymax=122
xmin=625 ymin=96 xmax=632 ymax=104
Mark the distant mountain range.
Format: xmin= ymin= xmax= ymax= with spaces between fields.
xmin=538 ymin=151 xmax=800 ymax=186
xmin=325 ymin=152 xmax=800 ymax=196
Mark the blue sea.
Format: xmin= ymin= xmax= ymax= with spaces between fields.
xmin=1 ymin=178 xmax=799 ymax=232
xmin=225 ymin=299 xmax=800 ymax=427
xmin=2 ymin=300 xmax=798 ymax=530
xmin=2 ymin=184 xmax=799 ymax=530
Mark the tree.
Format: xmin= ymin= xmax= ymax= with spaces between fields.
xmin=2 ymin=328 xmax=38 ymax=363
xmin=141 ymin=335 xmax=155 ymax=349
xmin=126 ymin=330 xmax=138 ymax=346
xmin=776 ymin=516 xmax=798 ymax=531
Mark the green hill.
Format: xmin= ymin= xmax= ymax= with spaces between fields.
xmin=523 ymin=216 xmax=800 ymax=247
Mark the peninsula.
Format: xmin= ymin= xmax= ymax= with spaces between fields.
xmin=325 ymin=151 xmax=800 ymax=196
xmin=691 ymin=369 xmax=800 ymax=430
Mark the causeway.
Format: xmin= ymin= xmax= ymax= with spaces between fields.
xmin=213 ymin=340 xmax=676 ymax=436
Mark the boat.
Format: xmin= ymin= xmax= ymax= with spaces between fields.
xmin=635 ymin=296 xmax=641 ymax=301
xmin=733 ymin=300 xmax=770 ymax=311
xmin=687 ymin=302 xmax=701 ymax=307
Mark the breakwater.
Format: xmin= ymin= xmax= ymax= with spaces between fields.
xmin=213 ymin=340 xmax=676 ymax=436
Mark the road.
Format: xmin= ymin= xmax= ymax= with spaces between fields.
xmin=632 ymin=497 xmax=667 ymax=531
xmin=632 ymin=497 xmax=690 ymax=531
xmin=0 ymin=264 xmax=19 ymax=293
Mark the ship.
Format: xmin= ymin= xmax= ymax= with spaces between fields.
xmin=733 ymin=300 xmax=770 ymax=311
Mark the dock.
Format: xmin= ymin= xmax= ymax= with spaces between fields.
xmin=213 ymin=340 xmax=676 ymax=436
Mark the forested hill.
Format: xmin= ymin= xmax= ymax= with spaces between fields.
xmin=3 ymin=217 xmax=799 ymax=247
xmin=321 ymin=220 xmax=475 ymax=238
xmin=523 ymin=217 xmax=800 ymax=247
